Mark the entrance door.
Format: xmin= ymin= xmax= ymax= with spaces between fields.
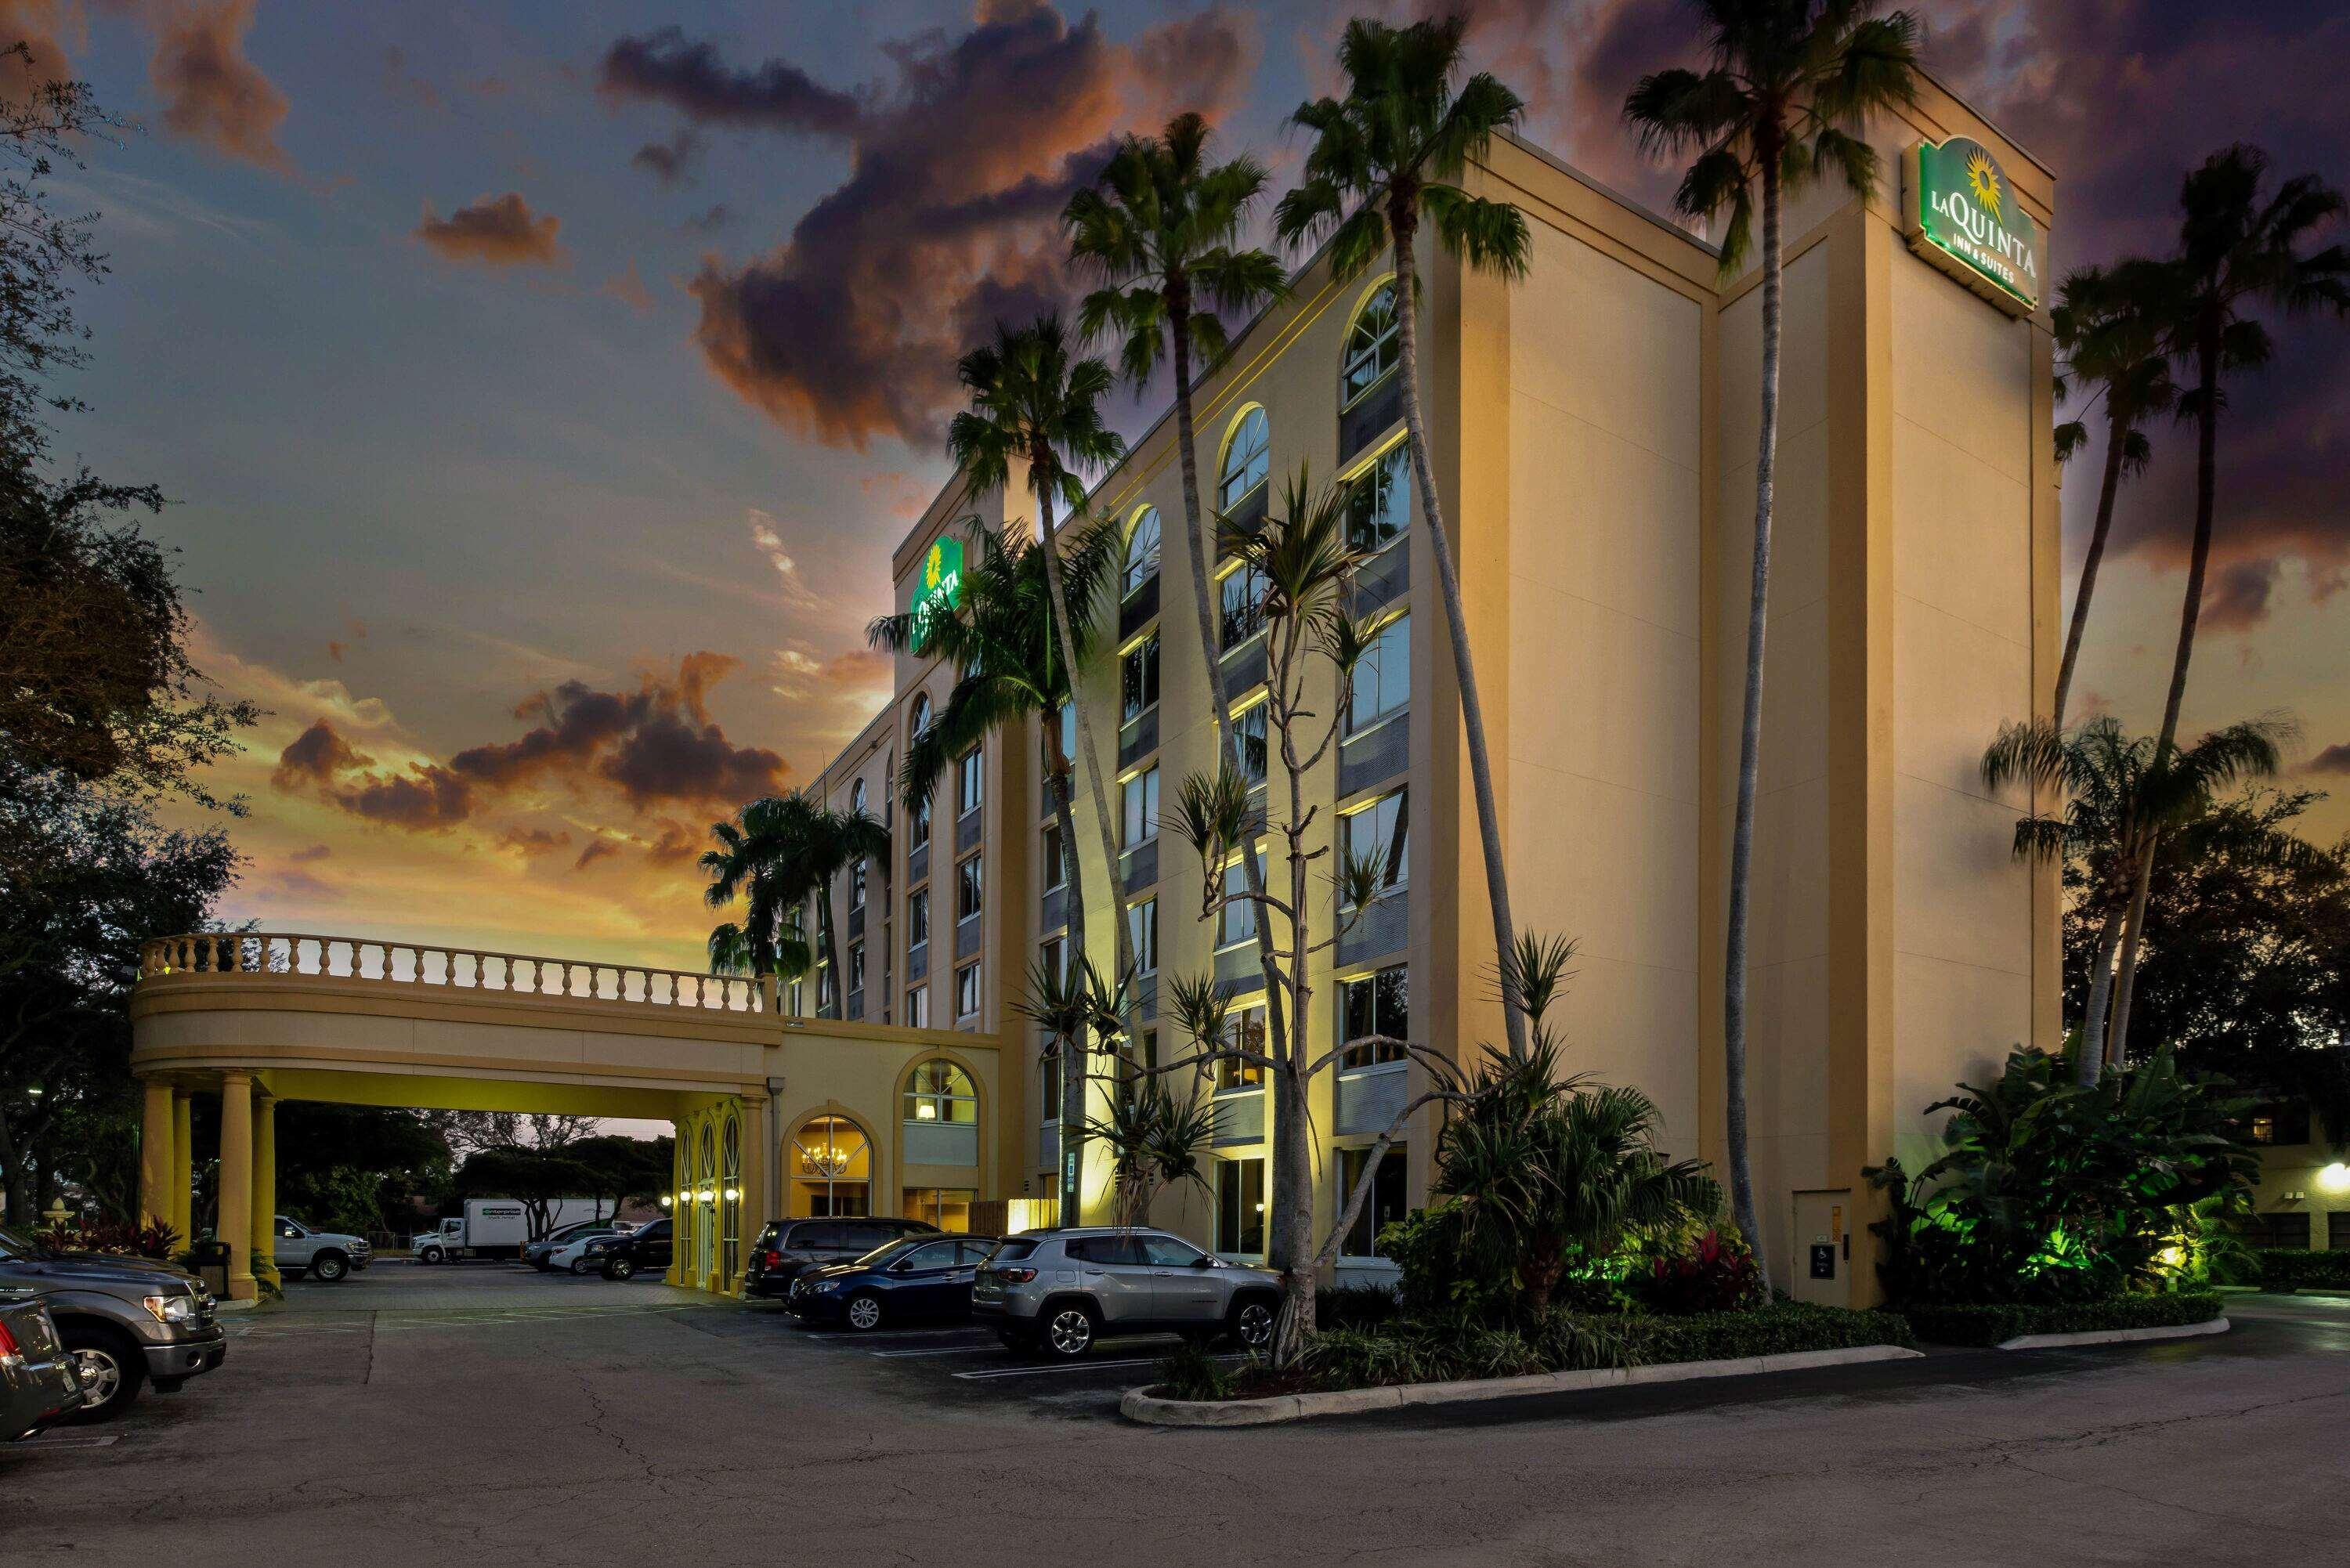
xmin=1791 ymin=1190 xmax=1852 ymax=1306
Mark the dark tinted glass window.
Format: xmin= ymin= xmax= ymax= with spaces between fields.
xmin=841 ymin=1223 xmax=898 ymax=1252
xmin=985 ymin=1238 xmax=1039 ymax=1264
xmin=1070 ymin=1234 xmax=1147 ymax=1265
xmin=1139 ymin=1234 xmax=1205 ymax=1266
xmin=902 ymin=1241 xmax=961 ymax=1269
xmin=788 ymin=1222 xmax=841 ymax=1252
xmin=956 ymin=1239 xmax=997 ymax=1264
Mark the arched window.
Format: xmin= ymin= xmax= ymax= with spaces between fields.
xmin=909 ymin=692 xmax=931 ymax=741
xmin=1218 ymin=406 xmax=1270 ymax=514
xmin=1123 ymin=506 xmax=1161 ymax=598
xmin=791 ymin=1115 xmax=871 ymax=1217
xmin=903 ymin=1059 xmax=978 ymax=1124
xmin=696 ymin=1122 xmax=718 ymax=1281
xmin=721 ymin=1116 xmax=742 ymax=1283
xmin=850 ymin=778 xmax=866 ymax=816
xmin=1341 ymin=281 xmax=1400 ymax=406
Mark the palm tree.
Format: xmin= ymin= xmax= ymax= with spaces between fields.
xmin=700 ymin=791 xmax=884 ymax=1018
xmin=948 ymin=316 xmax=1133 ymax=1217
xmin=870 ymin=515 xmax=1119 ymax=1182
xmin=1065 ymin=110 xmax=1292 ymax=1022
xmin=1984 ymin=713 xmax=2295 ymax=1082
xmin=1625 ymin=0 xmax=1921 ymax=1283
xmin=1274 ymin=15 xmax=1534 ymax=1060
xmin=2103 ymin=146 xmax=2348 ymax=1053
xmin=2049 ymin=264 xmax=2177 ymax=727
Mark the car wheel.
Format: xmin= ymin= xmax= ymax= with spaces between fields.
xmin=1229 ymin=1297 xmax=1276 ymax=1353
xmin=1043 ymin=1302 xmax=1098 ymax=1359
xmin=844 ymin=1292 xmax=884 ymax=1331
xmin=604 ymin=1256 xmax=636 ymax=1281
xmin=310 ymin=1252 xmax=349 ymax=1283
xmin=60 ymin=1324 xmax=145 ymax=1422
xmin=419 ymin=1247 xmax=442 ymax=1265
xmin=569 ymin=1258 xmax=594 ymax=1276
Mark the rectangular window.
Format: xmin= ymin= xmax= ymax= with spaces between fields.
xmin=1121 ymin=1032 xmax=1152 ymax=1108
xmin=1234 ymin=703 xmax=1268 ymax=786
xmin=1347 ymin=443 xmax=1410 ymax=552
xmin=2246 ymin=1102 xmax=2312 ymax=1146
xmin=1220 ymin=564 xmax=1267 ymax=647
xmin=848 ymin=857 xmax=867 ymax=910
xmin=1044 ymin=702 xmax=1075 ymax=770
xmin=1040 ymin=935 xmax=1067 ymax=986
xmin=847 ymin=942 xmax=866 ymax=995
xmin=1129 ymin=898 xmax=1158 ymax=977
xmin=905 ymin=985 xmax=929 ymax=1028
xmin=1340 ymin=789 xmax=1408 ymax=904
xmin=906 ymin=888 xmax=929 ymax=948
xmin=1350 ymin=612 xmax=1410 ymax=732
xmin=956 ymin=854 xmax=984 ymax=922
xmin=817 ymin=963 xmax=835 ymax=1010
xmin=1042 ymin=822 xmax=1066 ymax=892
xmin=1340 ymin=1145 xmax=1408 ymax=1258
xmin=957 ymin=749 xmax=984 ymax=816
xmin=1121 ymin=632 xmax=1160 ymax=721
xmin=955 ymin=962 xmax=981 ymax=1020
xmin=902 ymin=1188 xmax=976 ymax=1234
xmin=1217 ymin=1158 xmax=1266 ymax=1255
xmin=909 ymin=794 xmax=931 ymax=851
xmin=1217 ymin=859 xmax=1258 ymax=948
xmin=1121 ymin=766 xmax=1159 ymax=847
xmin=1217 ymin=1003 xmax=1267 ymax=1092
xmin=1042 ymin=1046 xmax=1061 ymax=1121
xmin=1341 ymin=964 xmax=1408 ymax=1068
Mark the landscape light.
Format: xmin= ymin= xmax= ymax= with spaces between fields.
xmin=2319 ymin=1162 xmax=2350 ymax=1194
xmin=659 ymin=1193 xmax=672 ymax=1209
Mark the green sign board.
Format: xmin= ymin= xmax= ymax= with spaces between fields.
xmin=1904 ymin=136 xmax=2039 ymax=315
xmin=909 ymin=535 xmax=965 ymax=652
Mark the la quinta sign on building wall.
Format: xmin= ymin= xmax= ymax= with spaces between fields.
xmin=1904 ymin=135 xmax=2040 ymax=316
xmin=909 ymin=536 xmax=965 ymax=652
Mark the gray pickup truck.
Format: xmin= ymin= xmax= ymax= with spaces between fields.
xmin=272 ymin=1215 xmax=371 ymax=1282
xmin=0 ymin=1223 xmax=226 ymax=1419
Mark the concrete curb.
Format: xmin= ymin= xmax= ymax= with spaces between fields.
xmin=1993 ymin=1315 xmax=2229 ymax=1351
xmin=1119 ymin=1343 xmax=1925 ymax=1428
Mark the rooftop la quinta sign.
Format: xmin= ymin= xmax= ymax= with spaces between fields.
xmin=909 ymin=535 xmax=964 ymax=652
xmin=1904 ymin=135 xmax=2040 ymax=316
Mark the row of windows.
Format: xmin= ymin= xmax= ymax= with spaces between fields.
xmin=1213 ymin=1143 xmax=1406 ymax=1259
xmin=1113 ymin=609 xmax=1408 ymax=746
xmin=1209 ymin=959 xmax=1406 ymax=1091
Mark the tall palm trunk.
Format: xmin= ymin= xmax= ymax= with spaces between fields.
xmin=2052 ymin=413 xmax=2131 ymax=728
xmin=1046 ymin=762 xmax=1089 ymax=1221
xmin=1389 ymin=204 xmax=1528 ymax=1061
xmin=1719 ymin=157 xmax=1781 ymax=1289
xmin=1028 ymin=471 xmax=1134 ymax=1225
xmin=1167 ymin=298 xmax=1290 ymax=1055
xmin=2106 ymin=316 xmax=2220 ymax=1064
xmin=816 ymin=892 xmax=841 ymax=1019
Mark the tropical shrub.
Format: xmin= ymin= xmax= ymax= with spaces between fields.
xmin=1637 ymin=1225 xmax=1763 ymax=1315
xmin=36 ymin=1217 xmax=179 ymax=1260
xmin=1625 ymin=1302 xmax=1913 ymax=1364
xmin=1317 ymin=1280 xmax=1403 ymax=1332
xmin=1903 ymin=1292 xmax=2224 ymax=1346
xmin=1150 ymin=1339 xmax=1235 ymax=1402
xmin=2250 ymin=1249 xmax=2350 ymax=1289
xmin=1866 ymin=1046 xmax=2258 ymax=1305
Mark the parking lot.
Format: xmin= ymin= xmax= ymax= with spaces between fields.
xmin=6 ymin=1262 xmax=2348 ymax=1566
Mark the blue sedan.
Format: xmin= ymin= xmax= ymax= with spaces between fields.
xmin=783 ymin=1235 xmax=1001 ymax=1331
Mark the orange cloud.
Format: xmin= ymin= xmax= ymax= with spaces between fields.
xmin=414 ymin=192 xmax=565 ymax=267
xmin=149 ymin=0 xmax=291 ymax=172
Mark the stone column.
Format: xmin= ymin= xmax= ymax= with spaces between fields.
xmin=664 ymin=1123 xmax=685 ymax=1286
xmin=249 ymin=1093 xmax=277 ymax=1291
xmin=217 ymin=1072 xmax=255 ymax=1301
xmin=734 ymin=1101 xmax=767 ymax=1299
xmin=171 ymin=1092 xmax=194 ymax=1243
xmin=139 ymin=1080 xmax=175 ymax=1234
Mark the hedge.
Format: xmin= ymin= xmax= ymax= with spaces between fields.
xmin=1628 ymin=1302 xmax=1914 ymax=1364
xmin=1901 ymin=1291 xmax=2224 ymax=1346
xmin=2251 ymin=1249 xmax=2350 ymax=1289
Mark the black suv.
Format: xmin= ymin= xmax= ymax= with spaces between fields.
xmin=586 ymin=1217 xmax=671 ymax=1280
xmin=743 ymin=1216 xmax=938 ymax=1299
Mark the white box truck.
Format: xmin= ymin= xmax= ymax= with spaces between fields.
xmin=414 ymin=1198 xmax=618 ymax=1263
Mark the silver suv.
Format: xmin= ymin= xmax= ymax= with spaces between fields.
xmin=971 ymin=1227 xmax=1279 ymax=1359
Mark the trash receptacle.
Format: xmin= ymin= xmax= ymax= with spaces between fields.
xmin=188 ymin=1237 xmax=230 ymax=1298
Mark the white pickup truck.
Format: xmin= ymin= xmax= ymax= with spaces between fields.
xmin=271 ymin=1216 xmax=372 ymax=1282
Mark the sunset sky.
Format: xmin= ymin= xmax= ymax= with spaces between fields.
xmin=34 ymin=1 xmax=2349 ymax=973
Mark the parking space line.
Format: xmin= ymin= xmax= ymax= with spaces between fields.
xmin=870 ymin=1344 xmax=996 ymax=1358
xmin=952 ymin=1357 xmax=1161 ymax=1379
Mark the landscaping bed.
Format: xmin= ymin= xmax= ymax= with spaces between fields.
xmin=2248 ymin=1249 xmax=2350 ymax=1290
xmin=1900 ymin=1291 xmax=2225 ymax=1347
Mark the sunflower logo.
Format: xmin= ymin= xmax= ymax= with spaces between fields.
xmin=1965 ymin=147 xmax=2002 ymax=219
xmin=924 ymin=544 xmax=944 ymax=592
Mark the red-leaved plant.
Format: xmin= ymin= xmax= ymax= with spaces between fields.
xmin=1643 ymin=1227 xmax=1762 ymax=1314
xmin=36 ymin=1217 xmax=182 ymax=1261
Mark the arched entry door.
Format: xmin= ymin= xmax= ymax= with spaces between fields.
xmin=790 ymin=1115 xmax=871 ymax=1216
xmin=696 ymin=1122 xmax=717 ymax=1284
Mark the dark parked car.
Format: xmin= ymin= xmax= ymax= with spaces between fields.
xmin=524 ymin=1220 xmax=617 ymax=1270
xmin=585 ymin=1217 xmax=671 ymax=1280
xmin=0 ymin=1224 xmax=225 ymax=1418
xmin=1 ymin=1288 xmax=83 ymax=1440
xmin=783 ymin=1235 xmax=1000 ymax=1331
xmin=743 ymin=1217 xmax=939 ymax=1299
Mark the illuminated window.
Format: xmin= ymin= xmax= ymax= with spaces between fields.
xmin=956 ymin=854 xmax=983 ymax=922
xmin=1217 ymin=1157 xmax=1266 ymax=1255
xmin=955 ymin=961 xmax=981 ymax=1019
xmin=1123 ymin=506 xmax=1161 ymax=598
xmin=902 ymin=1187 xmax=977 ymax=1233
xmin=1347 ymin=443 xmax=1410 ymax=552
xmin=1350 ymin=613 xmax=1410 ymax=732
xmin=1122 ymin=766 xmax=1159 ymax=847
xmin=904 ymin=1059 xmax=978 ymax=1124
xmin=1341 ymin=281 xmax=1399 ymax=406
xmin=1217 ymin=1003 xmax=1267 ymax=1091
xmin=1340 ymin=1144 xmax=1407 ymax=1258
xmin=1341 ymin=964 xmax=1408 ymax=1069
xmin=1219 ymin=406 xmax=1269 ymax=513
xmin=791 ymin=1116 xmax=870 ymax=1218
xmin=1122 ymin=632 xmax=1160 ymax=721
xmin=1341 ymin=789 xmax=1408 ymax=904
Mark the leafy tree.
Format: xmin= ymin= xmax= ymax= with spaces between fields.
xmin=1275 ymin=15 xmax=1533 ymax=1059
xmin=700 ymin=792 xmax=884 ymax=1013
xmin=2048 ymin=264 xmax=2177 ymax=726
xmin=1625 ymin=0 xmax=1922 ymax=1284
xmin=2106 ymin=146 xmax=2349 ymax=1055
xmin=561 ymin=1133 xmax=674 ymax=1216
xmin=274 ymin=1104 xmax=450 ymax=1237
